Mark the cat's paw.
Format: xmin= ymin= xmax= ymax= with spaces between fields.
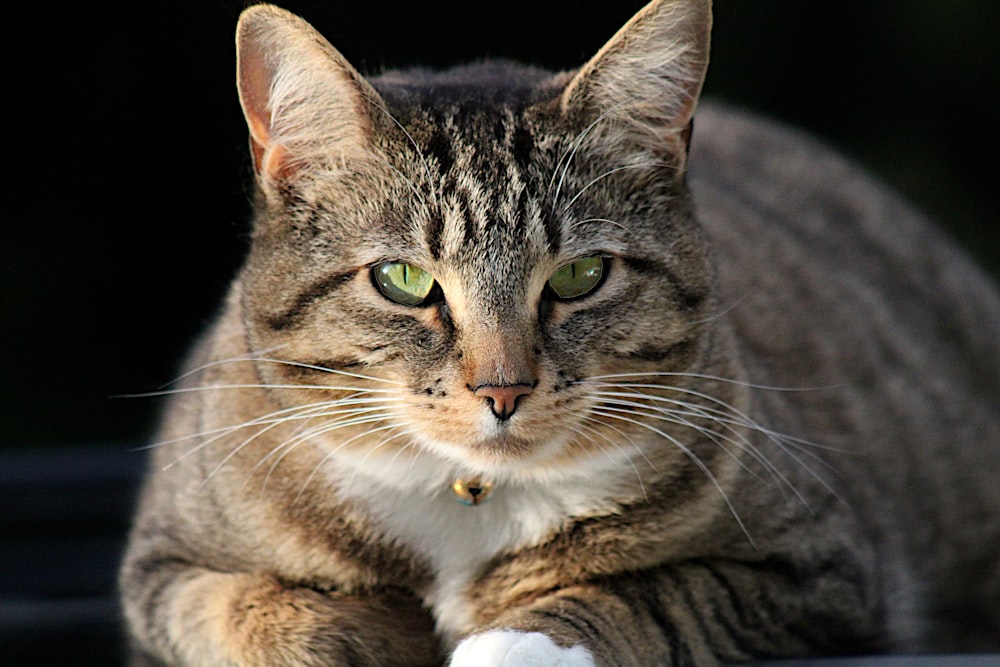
xmin=450 ymin=630 xmax=595 ymax=667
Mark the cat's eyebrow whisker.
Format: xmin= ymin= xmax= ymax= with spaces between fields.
xmin=566 ymin=217 xmax=630 ymax=232
xmin=368 ymin=152 xmax=433 ymax=220
xmin=548 ymin=97 xmax=635 ymax=208
xmin=589 ymin=408 xmax=759 ymax=553
xmin=358 ymin=91 xmax=440 ymax=209
xmin=561 ymin=161 xmax=673 ymax=214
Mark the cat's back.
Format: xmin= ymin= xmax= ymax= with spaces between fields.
xmin=688 ymin=103 xmax=1000 ymax=646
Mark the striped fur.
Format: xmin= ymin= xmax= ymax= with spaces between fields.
xmin=120 ymin=1 xmax=1000 ymax=665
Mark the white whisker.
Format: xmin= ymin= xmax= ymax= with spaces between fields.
xmin=193 ymin=403 xmax=404 ymax=488
xmin=156 ymin=399 xmax=359 ymax=466
xmin=149 ymin=395 xmax=401 ymax=449
xmin=158 ymin=399 xmax=403 ymax=481
xmin=292 ymin=422 xmax=408 ymax=505
xmin=369 ymin=152 xmax=434 ymax=221
xmin=247 ymin=357 xmax=405 ymax=385
xmin=567 ymin=217 xmax=629 ymax=232
xmin=581 ymin=380 xmax=844 ymax=507
xmin=584 ymin=371 xmax=841 ymax=395
xmin=589 ymin=407 xmax=758 ymax=552
xmin=387 ymin=435 xmax=424 ymax=470
xmin=574 ymin=417 xmax=650 ymax=501
xmin=548 ymin=97 xmax=634 ymax=209
xmin=344 ymin=427 xmax=419 ymax=489
xmin=261 ymin=410 xmax=409 ymax=488
xmin=157 ymin=347 xmax=287 ymax=387
xmin=359 ymin=91 xmax=440 ymax=208
xmin=561 ymin=161 xmax=671 ymax=214
xmin=250 ymin=405 xmax=409 ymax=478
xmin=688 ymin=294 xmax=747 ymax=327
xmin=587 ymin=397 xmax=802 ymax=507
xmin=121 ymin=382 xmax=400 ymax=399
xmin=143 ymin=352 xmax=402 ymax=392
xmin=582 ymin=379 xmax=842 ymax=455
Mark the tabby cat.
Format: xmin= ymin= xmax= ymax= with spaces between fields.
xmin=119 ymin=1 xmax=1000 ymax=665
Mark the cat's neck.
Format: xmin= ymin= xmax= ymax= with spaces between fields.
xmin=325 ymin=442 xmax=641 ymax=638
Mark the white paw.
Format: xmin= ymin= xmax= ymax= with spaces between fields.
xmin=450 ymin=630 xmax=595 ymax=667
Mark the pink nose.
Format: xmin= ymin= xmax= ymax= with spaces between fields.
xmin=473 ymin=383 xmax=534 ymax=421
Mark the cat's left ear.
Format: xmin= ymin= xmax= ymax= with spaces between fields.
xmin=235 ymin=4 xmax=383 ymax=189
xmin=561 ymin=0 xmax=711 ymax=173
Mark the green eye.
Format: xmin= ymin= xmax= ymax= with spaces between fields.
xmin=373 ymin=262 xmax=437 ymax=306
xmin=547 ymin=257 xmax=606 ymax=300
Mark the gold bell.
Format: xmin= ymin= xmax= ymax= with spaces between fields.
xmin=451 ymin=477 xmax=494 ymax=506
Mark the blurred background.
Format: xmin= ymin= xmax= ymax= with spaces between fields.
xmin=3 ymin=0 xmax=998 ymax=662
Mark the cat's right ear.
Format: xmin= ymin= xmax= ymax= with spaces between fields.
xmin=560 ymin=0 xmax=711 ymax=174
xmin=236 ymin=4 xmax=382 ymax=189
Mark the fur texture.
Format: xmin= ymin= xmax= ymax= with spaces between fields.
xmin=120 ymin=1 xmax=1000 ymax=665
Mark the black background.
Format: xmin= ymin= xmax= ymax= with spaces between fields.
xmin=2 ymin=1 xmax=998 ymax=662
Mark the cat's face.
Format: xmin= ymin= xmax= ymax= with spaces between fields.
xmin=234 ymin=3 xmax=713 ymax=478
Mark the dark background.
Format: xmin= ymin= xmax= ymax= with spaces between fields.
xmin=3 ymin=1 xmax=998 ymax=663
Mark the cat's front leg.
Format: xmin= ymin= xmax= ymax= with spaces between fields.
xmin=448 ymin=583 xmax=651 ymax=667
xmin=449 ymin=557 xmax=878 ymax=667
xmin=448 ymin=583 xmax=708 ymax=667
xmin=122 ymin=563 xmax=440 ymax=666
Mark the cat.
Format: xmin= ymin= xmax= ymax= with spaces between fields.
xmin=119 ymin=0 xmax=1000 ymax=665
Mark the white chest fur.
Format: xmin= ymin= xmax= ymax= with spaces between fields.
xmin=326 ymin=446 xmax=637 ymax=638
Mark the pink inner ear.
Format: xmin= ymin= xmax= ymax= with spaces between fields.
xmin=238 ymin=43 xmax=290 ymax=180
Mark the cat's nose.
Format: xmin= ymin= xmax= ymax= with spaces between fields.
xmin=473 ymin=383 xmax=534 ymax=421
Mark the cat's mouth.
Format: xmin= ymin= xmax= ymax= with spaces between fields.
xmin=471 ymin=432 xmax=536 ymax=459
xmin=471 ymin=415 xmax=553 ymax=459
xmin=407 ymin=392 xmax=577 ymax=470
xmin=427 ymin=427 xmax=571 ymax=473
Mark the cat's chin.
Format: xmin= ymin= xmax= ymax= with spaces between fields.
xmin=470 ymin=434 xmax=541 ymax=464
xmin=425 ymin=431 xmax=573 ymax=476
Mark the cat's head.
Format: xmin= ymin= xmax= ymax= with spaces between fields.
xmin=232 ymin=0 xmax=715 ymax=479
